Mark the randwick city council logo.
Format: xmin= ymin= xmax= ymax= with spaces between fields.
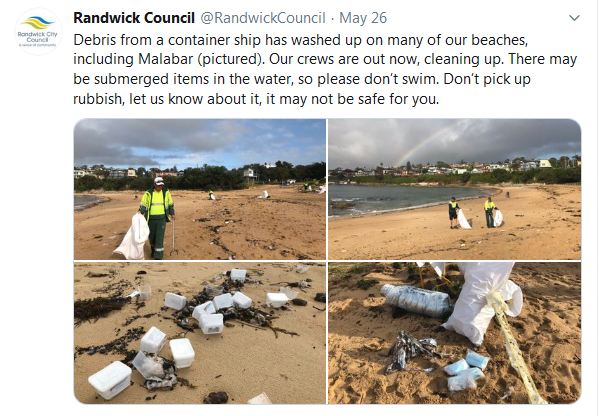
xmin=15 ymin=8 xmax=62 ymax=55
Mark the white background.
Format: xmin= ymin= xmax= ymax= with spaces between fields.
xmin=1 ymin=0 xmax=597 ymax=413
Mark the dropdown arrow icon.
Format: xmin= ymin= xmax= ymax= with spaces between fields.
xmin=569 ymin=15 xmax=580 ymax=21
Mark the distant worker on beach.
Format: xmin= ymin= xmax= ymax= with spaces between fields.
xmin=484 ymin=196 xmax=498 ymax=228
xmin=448 ymin=196 xmax=460 ymax=229
xmin=208 ymin=190 xmax=215 ymax=200
xmin=139 ymin=177 xmax=175 ymax=260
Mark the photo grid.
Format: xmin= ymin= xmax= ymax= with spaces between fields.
xmin=74 ymin=118 xmax=581 ymax=404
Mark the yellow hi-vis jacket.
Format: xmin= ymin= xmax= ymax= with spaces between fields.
xmin=140 ymin=188 xmax=174 ymax=221
xmin=484 ymin=200 xmax=496 ymax=210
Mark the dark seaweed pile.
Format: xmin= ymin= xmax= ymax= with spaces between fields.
xmin=74 ymin=296 xmax=130 ymax=326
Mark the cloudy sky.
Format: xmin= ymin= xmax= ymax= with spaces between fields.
xmin=329 ymin=119 xmax=581 ymax=168
xmin=74 ymin=119 xmax=325 ymax=169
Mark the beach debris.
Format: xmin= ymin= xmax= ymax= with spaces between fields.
xmin=74 ymin=296 xmax=130 ymax=325
xmin=292 ymin=298 xmax=307 ymax=306
xmin=500 ymin=386 xmax=515 ymax=401
xmin=88 ymin=361 xmax=132 ymax=400
xmin=248 ymin=392 xmax=272 ymax=404
xmin=204 ymin=391 xmax=229 ymax=404
xmin=444 ymin=359 xmax=470 ymax=376
xmin=132 ymin=351 xmax=178 ymax=391
xmin=385 ymin=331 xmax=442 ymax=374
xmin=448 ymin=367 xmax=485 ymax=392
xmin=169 ymin=338 xmax=195 ymax=368
xmin=296 ymin=264 xmax=310 ymax=273
xmin=86 ymin=272 xmax=113 ymax=278
xmin=314 ymin=293 xmax=326 ymax=303
xmin=465 ymin=349 xmax=490 ymax=370
xmin=381 ymin=284 xmax=452 ymax=319
xmin=75 ymin=327 xmax=145 ymax=360
xmin=280 ymin=286 xmax=299 ymax=300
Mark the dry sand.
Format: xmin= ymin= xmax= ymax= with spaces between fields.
xmin=327 ymin=262 xmax=581 ymax=404
xmin=75 ymin=185 xmax=326 ymax=260
xmin=74 ymin=262 xmax=327 ymax=404
xmin=328 ymin=185 xmax=581 ymax=260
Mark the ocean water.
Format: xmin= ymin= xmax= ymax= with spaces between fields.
xmin=74 ymin=195 xmax=102 ymax=210
xmin=328 ymin=185 xmax=492 ymax=217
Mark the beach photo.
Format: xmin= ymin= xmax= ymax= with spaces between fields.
xmin=328 ymin=119 xmax=581 ymax=260
xmin=327 ymin=262 xmax=581 ymax=404
xmin=74 ymin=262 xmax=327 ymax=404
xmin=74 ymin=119 xmax=326 ymax=260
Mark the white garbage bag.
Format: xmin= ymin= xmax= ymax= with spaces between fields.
xmin=458 ymin=209 xmax=472 ymax=229
xmin=494 ymin=209 xmax=503 ymax=227
xmin=442 ymin=262 xmax=522 ymax=345
xmin=257 ymin=190 xmax=269 ymax=199
xmin=113 ymin=213 xmax=149 ymax=260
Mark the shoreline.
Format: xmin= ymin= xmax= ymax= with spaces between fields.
xmin=329 ymin=186 xmax=501 ymax=219
xmin=328 ymin=184 xmax=581 ymax=260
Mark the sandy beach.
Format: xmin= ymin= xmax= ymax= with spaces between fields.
xmin=327 ymin=262 xmax=581 ymax=404
xmin=74 ymin=262 xmax=327 ymax=404
xmin=328 ymin=185 xmax=581 ymax=260
xmin=74 ymin=185 xmax=326 ymax=260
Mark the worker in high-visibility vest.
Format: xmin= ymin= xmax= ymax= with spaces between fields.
xmin=484 ymin=196 xmax=498 ymax=228
xmin=139 ymin=177 xmax=175 ymax=260
xmin=448 ymin=196 xmax=460 ymax=229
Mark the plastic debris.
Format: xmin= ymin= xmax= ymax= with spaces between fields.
xmin=465 ymin=349 xmax=490 ymax=370
xmin=385 ymin=331 xmax=441 ymax=374
xmin=444 ymin=358 xmax=470 ymax=376
xmin=448 ymin=367 xmax=485 ymax=392
xmin=381 ymin=284 xmax=452 ymax=318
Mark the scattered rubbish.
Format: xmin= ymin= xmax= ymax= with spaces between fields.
xmin=266 ymin=293 xmax=289 ymax=307
xmin=138 ymin=285 xmax=151 ymax=301
xmin=500 ymin=386 xmax=514 ymax=401
xmin=165 ymin=293 xmax=186 ymax=310
xmin=448 ymin=367 xmax=485 ymax=392
xmin=192 ymin=301 xmax=216 ymax=320
xmin=213 ymin=293 xmax=234 ymax=310
xmin=465 ymin=349 xmax=490 ymax=370
xmin=140 ymin=326 xmax=167 ymax=354
xmin=292 ymin=298 xmax=308 ymax=306
xmin=132 ymin=351 xmax=177 ymax=390
xmin=230 ymin=269 xmax=247 ymax=282
xmin=381 ymin=284 xmax=452 ymax=319
xmin=169 ymin=338 xmax=195 ymax=369
xmin=314 ymin=293 xmax=326 ymax=303
xmin=248 ymin=392 xmax=272 ymax=404
xmin=199 ymin=314 xmax=224 ymax=334
xmin=232 ymin=292 xmax=252 ymax=309
xmin=88 ymin=361 xmax=132 ymax=400
xmin=280 ymin=286 xmax=299 ymax=300
xmin=444 ymin=358 xmax=470 ymax=376
xmin=204 ymin=391 xmax=228 ymax=404
xmin=296 ymin=264 xmax=310 ymax=274
xmin=385 ymin=331 xmax=442 ymax=374
xmin=205 ymin=284 xmax=224 ymax=296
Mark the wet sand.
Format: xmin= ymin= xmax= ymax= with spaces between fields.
xmin=74 ymin=185 xmax=326 ymax=260
xmin=328 ymin=262 xmax=581 ymax=404
xmin=328 ymin=185 xmax=581 ymax=260
xmin=74 ymin=262 xmax=327 ymax=404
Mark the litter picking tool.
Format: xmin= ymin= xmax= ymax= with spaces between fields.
xmin=170 ymin=219 xmax=178 ymax=256
xmin=487 ymin=291 xmax=548 ymax=404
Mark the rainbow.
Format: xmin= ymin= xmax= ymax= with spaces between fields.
xmin=394 ymin=119 xmax=473 ymax=166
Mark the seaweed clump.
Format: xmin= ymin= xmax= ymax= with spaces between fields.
xmin=74 ymin=296 xmax=130 ymax=326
